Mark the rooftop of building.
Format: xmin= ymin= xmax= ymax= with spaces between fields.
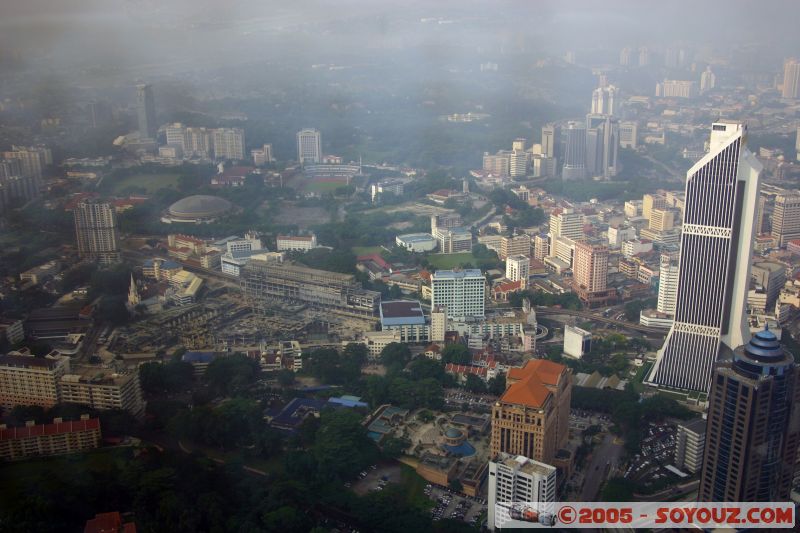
xmin=277 ymin=234 xmax=315 ymax=241
xmin=0 ymin=417 xmax=99 ymax=441
xmin=0 ymin=353 xmax=66 ymax=370
xmin=501 ymin=359 xmax=567 ymax=408
xmin=380 ymin=300 xmax=426 ymax=324
xmin=678 ymin=417 xmax=707 ymax=435
xmin=61 ymin=366 xmax=137 ymax=387
xmin=496 ymin=453 xmax=556 ymax=477
xmin=396 ymin=233 xmax=436 ymax=243
xmin=432 ymin=269 xmax=484 ymax=280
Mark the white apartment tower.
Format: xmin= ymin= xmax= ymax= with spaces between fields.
xmin=591 ymin=85 xmax=617 ymax=115
xmin=488 ymin=454 xmax=556 ymax=531
xmin=648 ymin=122 xmax=762 ymax=392
xmin=297 ymin=128 xmax=322 ymax=165
xmin=506 ymin=255 xmax=530 ymax=284
xmin=782 ymin=58 xmax=800 ymax=99
xmin=657 ymin=252 xmax=680 ymax=316
xmin=74 ymin=200 xmax=121 ymax=264
xmin=431 ymin=269 xmax=485 ymax=321
xmin=549 ymin=209 xmax=583 ymax=243
xmin=700 ymin=67 xmax=716 ymax=93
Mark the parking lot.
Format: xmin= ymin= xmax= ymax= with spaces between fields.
xmin=625 ymin=422 xmax=678 ymax=484
xmin=426 ymin=484 xmax=485 ymax=527
xmin=444 ymin=390 xmax=493 ymax=412
xmin=350 ymin=463 xmax=403 ymax=495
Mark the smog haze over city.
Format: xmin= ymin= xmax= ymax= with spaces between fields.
xmin=1 ymin=1 xmax=800 ymax=532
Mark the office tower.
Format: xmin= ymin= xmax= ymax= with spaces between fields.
xmin=482 ymin=151 xmax=511 ymax=176
xmin=136 ymin=84 xmax=157 ymax=139
xmin=561 ymin=122 xmax=586 ymax=180
xmin=619 ymin=47 xmax=633 ymax=66
xmin=591 ymin=85 xmax=617 ymax=115
xmin=619 ymin=121 xmax=638 ymax=149
xmin=87 ymin=101 xmax=111 ymax=129
xmin=638 ymin=47 xmax=650 ymax=67
xmin=430 ymin=305 xmax=447 ymax=343
xmin=297 ymin=128 xmax=322 ymax=165
xmin=674 ymin=418 xmax=706 ymax=474
xmin=165 ymin=123 xmax=186 ymax=149
xmin=642 ymin=193 xmax=667 ymax=221
xmin=699 ymin=326 xmax=800 ymax=501
xmin=796 ymin=125 xmax=800 ymax=161
xmin=74 ymin=200 xmax=121 ymax=264
xmin=488 ymin=454 xmax=556 ymax=531
xmin=541 ymin=123 xmax=559 ymax=160
xmin=771 ymin=193 xmax=800 ymax=246
xmin=755 ymin=194 xmax=767 ymax=234
xmin=548 ymin=208 xmax=583 ymax=243
xmin=657 ymin=252 xmax=680 ymax=316
xmin=700 ymin=66 xmax=716 ymax=93
xmin=506 ymin=255 xmax=530 ymax=284
xmin=585 ymin=114 xmax=619 ymax=178
xmin=251 ymin=144 xmax=274 ymax=166
xmin=511 ymin=138 xmax=526 ymax=152
xmin=438 ymin=227 xmax=472 ymax=254
xmin=500 ymin=234 xmax=531 ymax=261
xmin=533 ymin=234 xmax=549 ymax=260
xmin=212 ymin=128 xmax=245 ymax=161
xmin=782 ymin=58 xmax=800 ymax=99
xmin=490 ymin=359 xmax=571 ymax=463
xmin=431 ymin=269 xmax=485 ymax=320
xmin=509 ymin=150 xmax=529 ymax=178
xmin=573 ymin=241 xmax=608 ymax=294
xmin=649 ymin=208 xmax=675 ymax=231
xmin=751 ymin=262 xmax=786 ymax=311
xmin=572 ymin=241 xmax=613 ymax=306
xmin=648 ymin=122 xmax=762 ymax=392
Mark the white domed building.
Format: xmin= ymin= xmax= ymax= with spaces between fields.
xmin=161 ymin=195 xmax=235 ymax=224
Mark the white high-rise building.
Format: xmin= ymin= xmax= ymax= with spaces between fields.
xmin=212 ymin=128 xmax=245 ymax=161
xmin=251 ymin=144 xmax=274 ymax=166
xmin=700 ymin=67 xmax=716 ymax=93
xmin=648 ymin=122 xmax=762 ymax=392
xmin=620 ymin=47 xmax=633 ymax=66
xmin=488 ymin=454 xmax=556 ymax=531
xmin=506 ymin=255 xmax=530 ymax=284
xmin=431 ymin=269 xmax=485 ymax=320
xmin=657 ymin=252 xmax=680 ymax=316
xmin=782 ymin=58 xmax=800 ymax=99
xmin=591 ymin=85 xmax=617 ymax=115
xmin=619 ymin=121 xmax=638 ymax=149
xmin=509 ymin=150 xmax=529 ymax=178
xmin=297 ymin=128 xmax=322 ymax=165
xmin=549 ymin=208 xmax=583 ymax=243
xmin=585 ymin=114 xmax=619 ymax=178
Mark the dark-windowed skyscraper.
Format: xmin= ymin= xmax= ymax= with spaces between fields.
xmin=648 ymin=122 xmax=762 ymax=392
xmin=699 ymin=326 xmax=800 ymax=501
xmin=136 ymin=84 xmax=157 ymax=140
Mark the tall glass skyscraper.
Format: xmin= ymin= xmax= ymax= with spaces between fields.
xmin=647 ymin=122 xmax=762 ymax=392
xmin=699 ymin=326 xmax=800 ymax=501
xmin=136 ymin=84 xmax=157 ymax=140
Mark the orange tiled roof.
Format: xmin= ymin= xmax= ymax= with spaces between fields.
xmin=502 ymin=359 xmax=566 ymax=408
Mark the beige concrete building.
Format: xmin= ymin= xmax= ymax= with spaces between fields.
xmin=490 ymin=359 xmax=571 ymax=464
xmin=0 ymin=415 xmax=100 ymax=461
xmin=772 ymin=193 xmax=800 ymax=247
xmin=0 ymin=352 xmax=70 ymax=409
xmin=60 ymin=367 xmax=145 ymax=417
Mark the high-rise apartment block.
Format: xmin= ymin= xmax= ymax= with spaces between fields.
xmin=699 ymin=327 xmax=800 ymax=501
xmin=488 ymin=454 xmax=557 ymax=531
xmin=591 ymin=85 xmax=617 ymax=115
xmin=619 ymin=47 xmax=633 ymax=66
xmin=60 ymin=368 xmax=145 ymax=418
xmin=136 ymin=84 xmax=157 ymax=139
xmin=2 ymin=145 xmax=51 ymax=182
xmin=297 ymin=128 xmax=322 ymax=165
xmin=649 ymin=122 xmax=762 ymax=392
xmin=541 ymin=124 xmax=559 ymax=160
xmin=782 ymin=58 xmax=800 ymax=99
xmin=656 ymin=79 xmax=697 ymax=99
xmin=0 ymin=352 xmax=70 ymax=409
xmin=657 ymin=252 xmax=680 ymax=316
xmin=771 ymin=193 xmax=800 ymax=247
xmin=700 ymin=67 xmax=716 ymax=93
xmin=490 ymin=359 xmax=571 ymax=464
xmin=431 ymin=269 xmax=485 ymax=321
xmin=506 ymin=255 xmax=530 ymax=284
xmin=212 ymin=128 xmax=245 ymax=161
xmin=0 ymin=416 xmax=101 ymax=461
xmin=74 ymin=200 xmax=121 ymax=264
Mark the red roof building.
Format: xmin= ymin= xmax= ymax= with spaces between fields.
xmin=0 ymin=416 xmax=101 ymax=461
xmin=84 ymin=512 xmax=137 ymax=533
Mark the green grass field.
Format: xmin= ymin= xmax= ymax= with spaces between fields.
xmin=631 ymin=361 xmax=653 ymax=393
xmin=426 ymin=252 xmax=479 ymax=270
xmin=352 ymin=246 xmax=384 ymax=256
xmin=104 ymin=172 xmax=181 ymax=195
xmin=399 ymin=463 xmax=433 ymax=510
